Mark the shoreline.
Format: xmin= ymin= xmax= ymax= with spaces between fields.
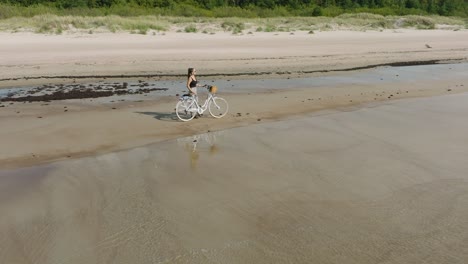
xmin=1 ymin=29 xmax=468 ymax=168
xmin=1 ymin=29 xmax=467 ymax=88
xmin=1 ymin=58 xmax=465 ymax=87
xmin=2 ymin=27 xmax=468 ymax=264
xmin=1 ymin=74 xmax=467 ymax=169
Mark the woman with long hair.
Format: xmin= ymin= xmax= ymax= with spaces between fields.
xmin=187 ymin=67 xmax=203 ymax=95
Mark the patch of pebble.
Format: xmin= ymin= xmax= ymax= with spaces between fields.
xmin=1 ymin=81 xmax=168 ymax=102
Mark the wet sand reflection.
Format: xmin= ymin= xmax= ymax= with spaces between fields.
xmin=178 ymin=132 xmax=222 ymax=170
xmin=2 ymin=94 xmax=468 ymax=264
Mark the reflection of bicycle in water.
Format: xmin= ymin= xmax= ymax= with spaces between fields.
xmin=175 ymin=85 xmax=229 ymax=122
xmin=177 ymin=131 xmax=224 ymax=169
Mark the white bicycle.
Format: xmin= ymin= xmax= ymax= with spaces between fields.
xmin=175 ymin=85 xmax=229 ymax=122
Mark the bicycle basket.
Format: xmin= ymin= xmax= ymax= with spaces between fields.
xmin=209 ymin=85 xmax=218 ymax=94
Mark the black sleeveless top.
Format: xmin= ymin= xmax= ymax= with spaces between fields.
xmin=189 ymin=79 xmax=197 ymax=88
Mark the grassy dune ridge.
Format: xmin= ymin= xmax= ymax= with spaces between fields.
xmin=0 ymin=13 xmax=466 ymax=34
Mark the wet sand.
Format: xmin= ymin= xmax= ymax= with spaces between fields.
xmin=2 ymin=28 xmax=468 ymax=263
xmin=1 ymin=63 xmax=468 ymax=168
xmin=2 ymin=93 xmax=468 ymax=263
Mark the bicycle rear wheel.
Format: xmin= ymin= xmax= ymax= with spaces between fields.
xmin=176 ymin=99 xmax=196 ymax=121
xmin=209 ymin=97 xmax=228 ymax=118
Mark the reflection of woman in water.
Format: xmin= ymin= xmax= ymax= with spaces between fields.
xmin=184 ymin=133 xmax=219 ymax=170
xmin=189 ymin=140 xmax=199 ymax=170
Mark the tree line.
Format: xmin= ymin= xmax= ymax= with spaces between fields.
xmin=0 ymin=0 xmax=466 ymax=17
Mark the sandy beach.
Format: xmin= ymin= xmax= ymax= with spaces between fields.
xmin=1 ymin=29 xmax=468 ymax=86
xmin=2 ymin=92 xmax=468 ymax=263
xmin=1 ymin=29 xmax=468 ymax=167
xmin=1 ymin=28 xmax=468 ymax=263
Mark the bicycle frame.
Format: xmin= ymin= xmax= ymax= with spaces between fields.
xmin=176 ymin=85 xmax=228 ymax=121
xmin=186 ymin=92 xmax=216 ymax=115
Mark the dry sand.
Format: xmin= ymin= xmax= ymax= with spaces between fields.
xmin=1 ymin=29 xmax=468 ymax=86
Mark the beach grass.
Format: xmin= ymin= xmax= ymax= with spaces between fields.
xmin=0 ymin=15 xmax=168 ymax=34
xmin=0 ymin=13 xmax=465 ymax=34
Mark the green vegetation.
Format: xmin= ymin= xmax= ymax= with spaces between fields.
xmin=221 ymin=21 xmax=245 ymax=33
xmin=0 ymin=15 xmax=168 ymax=34
xmin=0 ymin=0 xmax=466 ymax=34
xmin=0 ymin=0 xmax=466 ymax=19
xmin=184 ymin=24 xmax=197 ymax=32
xmin=0 ymin=13 xmax=464 ymax=34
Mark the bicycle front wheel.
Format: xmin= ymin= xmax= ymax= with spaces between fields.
xmin=176 ymin=99 xmax=196 ymax=121
xmin=209 ymin=97 xmax=228 ymax=118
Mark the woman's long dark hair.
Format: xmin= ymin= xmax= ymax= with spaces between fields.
xmin=187 ymin=68 xmax=194 ymax=78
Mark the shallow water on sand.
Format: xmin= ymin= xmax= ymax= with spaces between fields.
xmin=2 ymin=93 xmax=468 ymax=263
xmin=209 ymin=62 xmax=468 ymax=92
xmin=1 ymin=63 xmax=467 ymax=100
